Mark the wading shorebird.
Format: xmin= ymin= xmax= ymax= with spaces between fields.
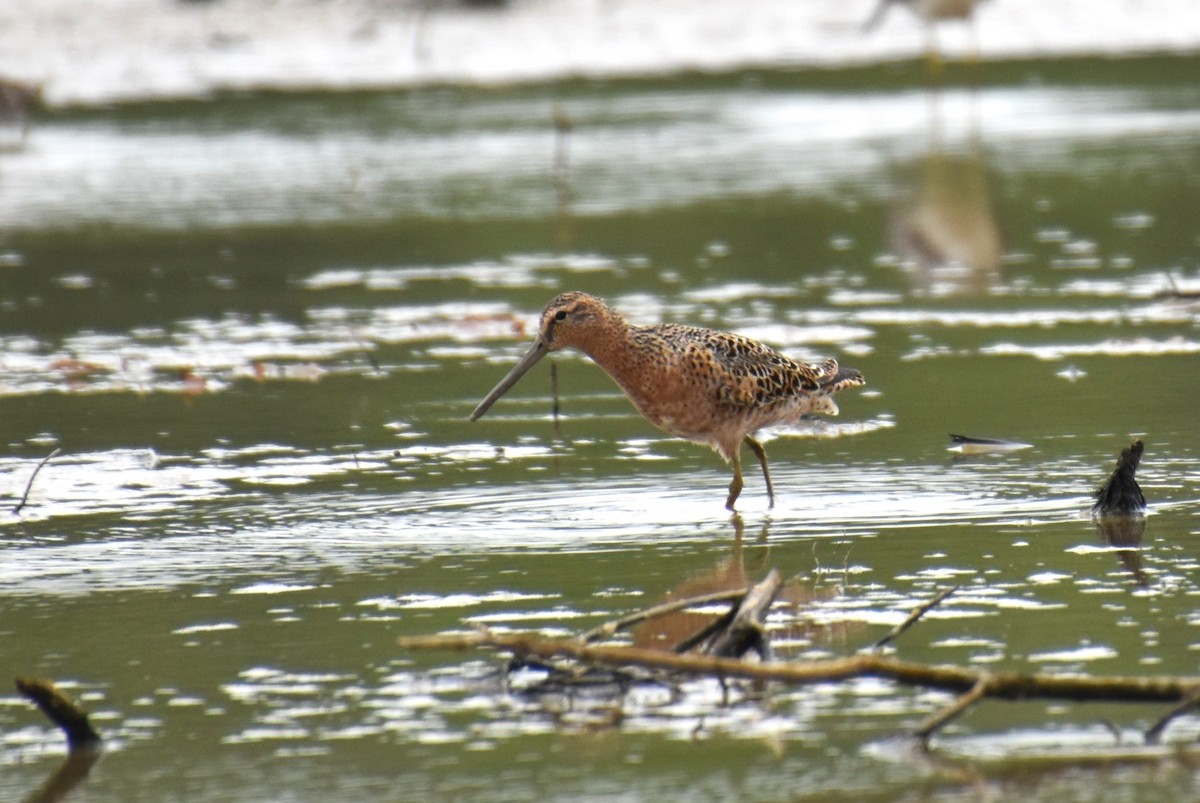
xmin=863 ymin=0 xmax=985 ymax=32
xmin=469 ymin=292 xmax=865 ymax=511
xmin=862 ymin=0 xmax=987 ymax=70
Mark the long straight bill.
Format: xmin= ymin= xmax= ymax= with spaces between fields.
xmin=469 ymin=340 xmax=550 ymax=421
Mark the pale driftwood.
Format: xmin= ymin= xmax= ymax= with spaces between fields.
xmin=705 ymin=569 xmax=781 ymax=658
xmin=401 ymin=629 xmax=1200 ymax=741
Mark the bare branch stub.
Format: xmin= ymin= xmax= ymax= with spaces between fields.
xmin=15 ymin=677 xmax=102 ymax=752
xmin=12 ymin=448 xmax=61 ymax=515
xmin=873 ymin=585 xmax=959 ymax=651
xmin=1145 ymin=687 xmax=1200 ymax=744
xmin=914 ymin=675 xmax=991 ymax=744
xmin=705 ymin=569 xmax=781 ymax=659
xmin=1093 ymin=439 xmax=1146 ymax=515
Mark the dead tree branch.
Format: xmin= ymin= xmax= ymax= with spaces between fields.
xmin=402 ymin=564 xmax=1200 ymax=745
xmin=400 ymin=629 xmax=1200 ymax=711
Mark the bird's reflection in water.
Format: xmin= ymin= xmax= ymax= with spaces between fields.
xmin=886 ymin=89 xmax=1003 ymax=297
xmin=21 ymin=749 xmax=101 ymax=803
xmin=1095 ymin=514 xmax=1148 ymax=587
xmin=632 ymin=517 xmax=860 ymax=654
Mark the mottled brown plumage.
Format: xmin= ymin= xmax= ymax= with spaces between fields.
xmin=470 ymin=291 xmax=865 ymax=510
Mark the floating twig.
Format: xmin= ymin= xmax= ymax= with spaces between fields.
xmin=948 ymin=434 xmax=1032 ymax=455
xmin=12 ymin=448 xmax=61 ymax=515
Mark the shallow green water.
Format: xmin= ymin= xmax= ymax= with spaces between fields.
xmin=2 ymin=58 xmax=1199 ymax=801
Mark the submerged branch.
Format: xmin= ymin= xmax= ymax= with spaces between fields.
xmin=400 ymin=629 xmax=1200 ymax=708
xmin=402 ymin=563 xmax=1200 ymax=746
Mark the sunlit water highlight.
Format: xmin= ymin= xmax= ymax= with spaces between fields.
xmin=6 ymin=83 xmax=1200 ymax=229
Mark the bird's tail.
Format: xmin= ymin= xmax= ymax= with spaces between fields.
xmin=819 ymin=362 xmax=865 ymax=394
xmin=806 ymin=361 xmax=866 ymax=416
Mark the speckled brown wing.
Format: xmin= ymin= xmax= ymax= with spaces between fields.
xmin=681 ymin=326 xmax=828 ymax=411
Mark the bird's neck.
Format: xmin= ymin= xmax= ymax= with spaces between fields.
xmin=573 ymin=315 xmax=636 ymax=368
xmin=573 ymin=320 xmax=662 ymax=404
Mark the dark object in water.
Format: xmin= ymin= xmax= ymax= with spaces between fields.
xmin=14 ymin=677 xmax=102 ymax=803
xmin=1092 ymin=439 xmax=1146 ymax=515
xmin=15 ymin=677 xmax=102 ymax=751
xmin=948 ymin=433 xmax=1032 ymax=454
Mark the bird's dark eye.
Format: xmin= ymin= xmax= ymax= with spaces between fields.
xmin=554 ymin=310 xmax=567 ymax=321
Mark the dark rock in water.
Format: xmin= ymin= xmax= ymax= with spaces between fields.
xmin=1092 ymin=439 xmax=1146 ymax=515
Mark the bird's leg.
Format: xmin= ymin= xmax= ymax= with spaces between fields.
xmin=925 ymin=23 xmax=944 ymax=79
xmin=743 ymin=436 xmax=775 ymax=510
xmin=725 ymin=451 xmax=744 ymax=512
